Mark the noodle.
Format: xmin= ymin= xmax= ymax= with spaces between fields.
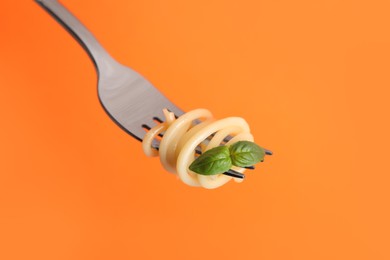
xmin=142 ymin=109 xmax=254 ymax=189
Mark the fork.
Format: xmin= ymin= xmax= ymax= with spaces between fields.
xmin=35 ymin=0 xmax=271 ymax=179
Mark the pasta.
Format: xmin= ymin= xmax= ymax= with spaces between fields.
xmin=142 ymin=108 xmax=254 ymax=189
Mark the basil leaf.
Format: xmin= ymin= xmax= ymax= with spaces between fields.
xmin=229 ymin=141 xmax=265 ymax=167
xmin=189 ymin=146 xmax=232 ymax=175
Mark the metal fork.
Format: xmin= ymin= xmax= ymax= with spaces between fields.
xmin=35 ymin=0 xmax=271 ymax=179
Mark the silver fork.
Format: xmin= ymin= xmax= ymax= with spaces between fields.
xmin=35 ymin=0 xmax=183 ymax=142
xmin=35 ymin=0 xmax=271 ymax=179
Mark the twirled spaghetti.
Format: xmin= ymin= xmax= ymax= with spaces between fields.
xmin=142 ymin=108 xmax=254 ymax=189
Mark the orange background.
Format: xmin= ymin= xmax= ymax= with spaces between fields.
xmin=1 ymin=0 xmax=390 ymax=259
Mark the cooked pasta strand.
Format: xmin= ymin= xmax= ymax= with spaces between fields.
xmin=142 ymin=109 xmax=254 ymax=189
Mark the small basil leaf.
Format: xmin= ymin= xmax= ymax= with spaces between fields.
xmin=229 ymin=141 xmax=265 ymax=167
xmin=189 ymin=146 xmax=232 ymax=175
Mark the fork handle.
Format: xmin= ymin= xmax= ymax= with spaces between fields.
xmin=35 ymin=0 xmax=116 ymax=72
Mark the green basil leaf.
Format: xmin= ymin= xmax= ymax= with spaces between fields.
xmin=189 ymin=146 xmax=232 ymax=175
xmin=229 ymin=141 xmax=265 ymax=167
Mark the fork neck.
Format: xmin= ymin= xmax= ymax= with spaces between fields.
xmin=36 ymin=0 xmax=118 ymax=74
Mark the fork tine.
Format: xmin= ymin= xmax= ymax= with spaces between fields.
xmin=224 ymin=170 xmax=245 ymax=179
